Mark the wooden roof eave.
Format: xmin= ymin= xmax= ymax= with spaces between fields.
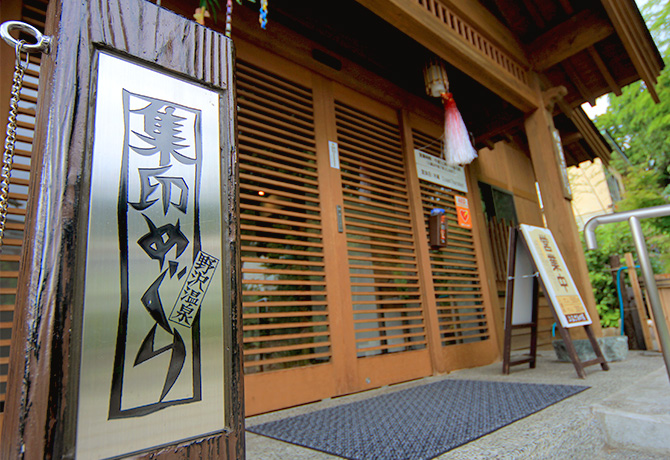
xmin=352 ymin=0 xmax=540 ymax=113
xmin=600 ymin=0 xmax=664 ymax=103
xmin=557 ymin=101 xmax=612 ymax=167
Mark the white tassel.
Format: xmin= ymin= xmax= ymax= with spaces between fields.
xmin=442 ymin=92 xmax=477 ymax=166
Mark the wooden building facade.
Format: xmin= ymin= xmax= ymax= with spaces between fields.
xmin=0 ymin=0 xmax=663 ymax=422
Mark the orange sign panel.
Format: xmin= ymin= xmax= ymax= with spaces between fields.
xmin=455 ymin=196 xmax=471 ymax=229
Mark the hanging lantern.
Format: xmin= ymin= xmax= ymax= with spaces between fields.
xmin=423 ymin=58 xmax=477 ymax=166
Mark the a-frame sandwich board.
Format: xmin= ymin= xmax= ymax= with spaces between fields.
xmin=502 ymin=224 xmax=609 ymax=378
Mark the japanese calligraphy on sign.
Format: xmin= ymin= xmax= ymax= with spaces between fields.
xmin=170 ymin=251 xmax=219 ymax=328
xmin=519 ymin=224 xmax=592 ymax=327
xmin=414 ymin=149 xmax=468 ymax=193
xmin=77 ymin=52 xmax=226 ymax=459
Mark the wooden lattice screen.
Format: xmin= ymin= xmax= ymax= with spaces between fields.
xmin=412 ymin=129 xmax=490 ymax=346
xmin=335 ymin=101 xmax=428 ymax=358
xmin=0 ymin=0 xmax=47 ymax=412
xmin=237 ymin=60 xmax=332 ymax=374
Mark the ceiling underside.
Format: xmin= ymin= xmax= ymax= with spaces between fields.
xmin=236 ymin=0 xmax=660 ymax=166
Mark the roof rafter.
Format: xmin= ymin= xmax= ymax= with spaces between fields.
xmin=527 ymin=9 xmax=614 ymax=72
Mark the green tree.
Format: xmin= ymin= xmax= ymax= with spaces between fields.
xmin=586 ymin=0 xmax=670 ymax=328
xmin=596 ymin=1 xmax=670 ymax=185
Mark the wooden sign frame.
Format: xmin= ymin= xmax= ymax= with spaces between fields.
xmin=502 ymin=225 xmax=608 ymax=378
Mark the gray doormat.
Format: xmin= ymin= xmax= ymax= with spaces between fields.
xmin=247 ymin=379 xmax=588 ymax=460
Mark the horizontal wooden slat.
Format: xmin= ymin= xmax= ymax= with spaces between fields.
xmin=353 ymin=299 xmax=421 ymax=308
xmin=240 ymin=245 xmax=324 ymax=258
xmin=345 ymin=220 xmax=414 ymax=236
xmin=241 ymin=279 xmax=325 ymax=286
xmin=350 ymin=282 xmax=420 ymax=289
xmin=240 ymin=118 xmax=315 ymax=149
xmin=236 ymin=77 xmax=312 ymax=109
xmin=336 ymin=116 xmax=403 ymax=149
xmin=243 ymin=291 xmax=326 ymax=299
xmin=244 ymin=310 xmax=328 ymax=320
xmin=238 ymin=98 xmax=315 ymax=129
xmin=357 ymin=337 xmax=427 ymax=352
xmin=240 ymin=172 xmax=319 ymax=196
xmin=347 ymin=255 xmax=417 ymax=266
xmin=244 ymin=341 xmax=331 ymax=356
xmin=243 ymin=320 xmax=330 ymax=332
xmin=243 ymin=330 xmax=330 ymax=344
xmin=239 ymin=153 xmax=318 ymax=179
xmin=244 ymin=351 xmax=330 ymax=368
xmin=340 ymin=171 xmax=407 ymax=195
xmin=355 ymin=323 xmax=425 ymax=335
xmin=237 ymin=61 xmax=313 ymax=98
xmin=240 ymin=183 xmax=320 ymax=204
xmin=335 ymin=103 xmax=401 ymax=138
xmin=241 ymin=226 xmax=323 ymax=241
xmin=354 ymin=307 xmax=424 ymax=315
xmin=238 ymin=106 xmax=316 ymax=138
xmin=348 ymin=246 xmax=416 ymax=258
xmin=243 ymin=300 xmax=327 ymax=309
xmin=343 ymin=204 xmax=412 ymax=224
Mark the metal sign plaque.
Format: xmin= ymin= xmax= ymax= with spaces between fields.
xmin=76 ymin=51 xmax=226 ymax=458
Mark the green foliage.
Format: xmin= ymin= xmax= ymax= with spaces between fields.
xmin=585 ymin=0 xmax=670 ymax=328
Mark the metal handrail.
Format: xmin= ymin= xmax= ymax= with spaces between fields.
xmin=584 ymin=204 xmax=670 ymax=382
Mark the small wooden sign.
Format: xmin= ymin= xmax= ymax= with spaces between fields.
xmin=503 ymin=224 xmax=608 ymax=378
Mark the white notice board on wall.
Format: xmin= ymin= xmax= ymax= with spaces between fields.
xmin=414 ymin=149 xmax=468 ymax=193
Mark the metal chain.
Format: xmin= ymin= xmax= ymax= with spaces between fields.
xmin=0 ymin=40 xmax=30 ymax=253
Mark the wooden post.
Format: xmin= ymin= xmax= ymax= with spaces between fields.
xmin=625 ymin=252 xmax=654 ymax=350
xmin=1 ymin=1 xmax=243 ymax=458
xmin=609 ymin=254 xmax=645 ymax=349
xmin=524 ymin=78 xmax=602 ymax=338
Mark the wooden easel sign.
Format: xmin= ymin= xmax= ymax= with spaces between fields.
xmin=503 ymin=224 xmax=608 ymax=378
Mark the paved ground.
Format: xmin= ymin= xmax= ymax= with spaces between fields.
xmin=245 ymin=350 xmax=669 ymax=459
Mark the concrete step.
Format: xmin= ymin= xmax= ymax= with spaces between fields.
xmin=591 ymin=366 xmax=670 ymax=457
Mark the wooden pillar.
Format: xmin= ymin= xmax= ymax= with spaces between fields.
xmin=399 ymin=110 xmax=446 ymax=374
xmin=1 ymin=0 xmax=244 ymax=458
xmin=524 ymin=76 xmax=602 ymax=337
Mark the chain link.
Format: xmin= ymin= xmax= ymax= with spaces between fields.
xmin=0 ymin=40 xmax=30 ymax=253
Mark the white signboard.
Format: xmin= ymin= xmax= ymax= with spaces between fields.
xmin=329 ymin=141 xmax=340 ymax=169
xmin=414 ymin=149 xmax=468 ymax=193
xmin=519 ymin=224 xmax=592 ymax=328
xmin=508 ymin=235 xmax=536 ymax=327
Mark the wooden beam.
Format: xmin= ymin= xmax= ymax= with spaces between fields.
xmin=587 ymin=46 xmax=622 ymax=96
xmin=555 ymin=98 xmax=612 ymax=166
xmin=528 ymin=9 xmax=614 ymax=71
xmin=561 ymin=60 xmax=595 ymax=106
xmin=438 ymin=0 xmax=529 ymax=65
xmin=562 ymin=132 xmax=583 ymax=145
xmin=558 ymin=0 xmax=575 ymax=15
xmin=522 ymin=0 xmax=546 ymax=29
xmin=353 ymin=0 xmax=539 ymax=112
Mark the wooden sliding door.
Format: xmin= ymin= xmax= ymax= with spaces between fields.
xmin=237 ymin=41 xmax=497 ymax=415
